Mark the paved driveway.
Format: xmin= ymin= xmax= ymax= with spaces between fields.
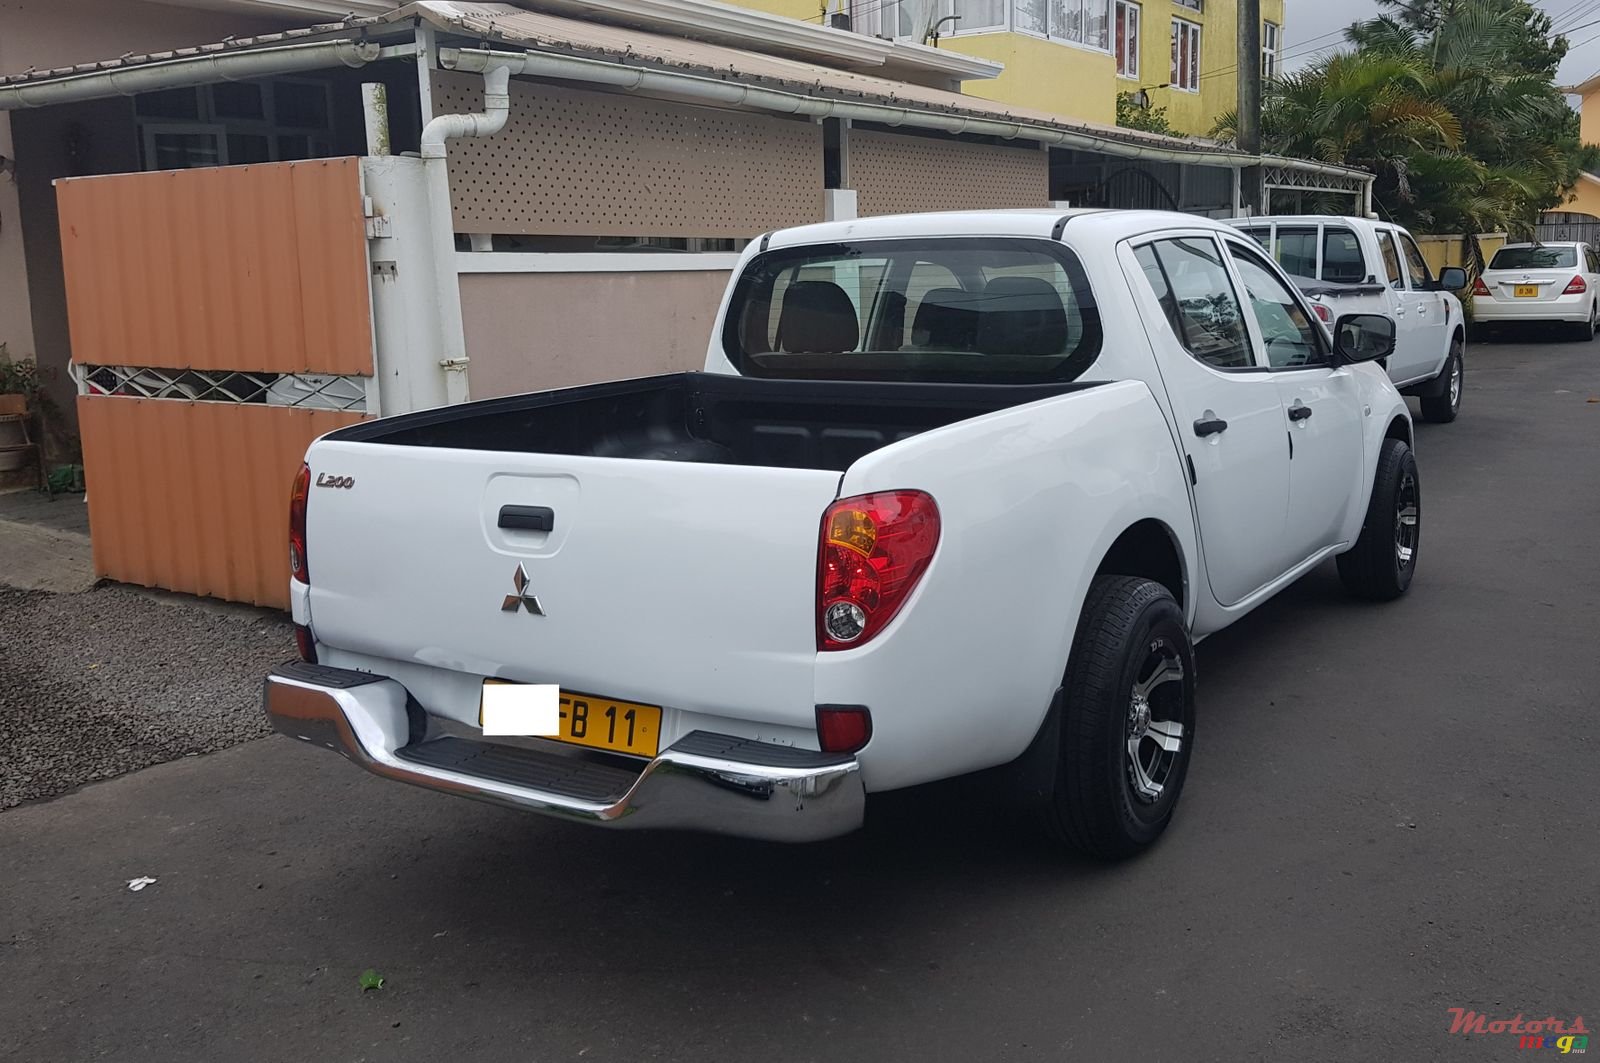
xmin=3 ymin=338 xmax=1597 ymax=1062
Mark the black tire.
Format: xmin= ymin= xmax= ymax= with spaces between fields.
xmin=1042 ymin=576 xmax=1196 ymax=860
xmin=1418 ymin=336 xmax=1463 ymax=423
xmin=1570 ymin=314 xmax=1594 ymax=342
xmin=1336 ymin=437 xmax=1420 ymax=601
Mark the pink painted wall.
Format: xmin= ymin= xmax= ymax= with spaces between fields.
xmin=460 ymin=270 xmax=734 ymax=398
xmin=0 ymin=0 xmax=310 ymax=366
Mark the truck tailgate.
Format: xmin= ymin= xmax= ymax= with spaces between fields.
xmin=301 ymin=440 xmax=842 ymax=729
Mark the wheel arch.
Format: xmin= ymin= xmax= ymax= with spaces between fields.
xmin=1385 ymin=414 xmax=1412 ymax=448
xmin=1094 ymin=518 xmax=1188 ymax=612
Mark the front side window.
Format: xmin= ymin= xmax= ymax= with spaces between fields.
xmin=1322 ymin=228 xmax=1365 ymax=282
xmin=1377 ymin=232 xmax=1404 ymax=288
xmin=725 ymin=239 xmax=1101 ymax=383
xmin=1399 ymin=234 xmax=1433 ymax=288
xmin=1116 ymin=1 xmax=1142 ymax=77
xmin=1135 ymin=237 xmax=1252 ymax=369
xmin=1489 ymin=246 xmax=1578 ymax=270
xmin=1262 ymin=20 xmax=1280 ymax=79
xmin=1228 ymin=243 xmax=1325 ymax=368
xmin=1171 ymin=18 xmax=1201 ymax=91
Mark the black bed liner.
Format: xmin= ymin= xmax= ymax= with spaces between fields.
xmin=328 ymin=372 xmax=1103 ymax=473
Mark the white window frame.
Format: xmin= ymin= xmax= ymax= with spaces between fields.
xmin=1262 ymin=20 xmax=1280 ymax=80
xmin=1012 ymin=0 xmax=1114 ymax=53
xmin=1173 ymin=0 xmax=1201 ymax=10
xmin=850 ymin=0 xmax=1006 ymax=40
xmin=1171 ymin=17 xmax=1201 ymax=93
xmin=1115 ymin=1 xmax=1141 ymax=79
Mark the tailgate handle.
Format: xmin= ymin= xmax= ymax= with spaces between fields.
xmin=498 ymin=505 xmax=555 ymax=532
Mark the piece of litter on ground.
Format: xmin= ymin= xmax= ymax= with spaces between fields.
xmin=126 ymin=876 xmax=157 ymax=892
xmin=359 ymin=968 xmax=385 ymax=992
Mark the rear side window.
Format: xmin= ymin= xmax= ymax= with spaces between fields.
xmin=1490 ymin=246 xmax=1578 ymax=270
xmin=1322 ymin=228 xmax=1365 ymax=282
xmin=1134 ymin=237 xmax=1253 ymax=369
xmin=1272 ymin=226 xmax=1318 ymax=278
xmin=1377 ymin=232 xmax=1404 ymax=288
xmin=725 ymin=239 xmax=1101 ymax=383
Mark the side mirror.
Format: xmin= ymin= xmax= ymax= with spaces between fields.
xmin=1333 ymin=313 xmax=1396 ymax=363
xmin=1435 ymin=266 xmax=1468 ymax=291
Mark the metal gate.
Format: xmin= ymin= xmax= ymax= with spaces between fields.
xmin=58 ymin=158 xmax=374 ymax=608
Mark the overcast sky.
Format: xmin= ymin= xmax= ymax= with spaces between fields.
xmin=1283 ymin=0 xmax=1600 ymax=88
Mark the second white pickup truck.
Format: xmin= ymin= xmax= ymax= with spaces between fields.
xmin=265 ymin=209 xmax=1421 ymax=859
xmin=1229 ymin=215 xmax=1467 ymax=424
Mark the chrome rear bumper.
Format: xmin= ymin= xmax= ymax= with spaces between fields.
xmin=263 ymin=662 xmax=864 ymax=843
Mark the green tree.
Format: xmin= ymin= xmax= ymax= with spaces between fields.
xmin=1116 ymin=92 xmax=1182 ymax=138
xmin=1214 ymin=0 xmax=1597 ymax=236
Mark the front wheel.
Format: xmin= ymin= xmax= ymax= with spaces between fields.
xmin=1336 ymin=437 xmax=1420 ymax=601
xmin=1418 ymin=338 xmax=1463 ymax=423
xmin=1041 ymin=576 xmax=1196 ymax=860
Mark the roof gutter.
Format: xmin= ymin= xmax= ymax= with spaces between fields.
xmin=0 ymin=39 xmax=407 ymax=111
xmin=439 ymin=46 xmax=1366 ymax=180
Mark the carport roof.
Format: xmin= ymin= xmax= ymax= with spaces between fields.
xmin=0 ymin=0 xmax=1373 ymax=182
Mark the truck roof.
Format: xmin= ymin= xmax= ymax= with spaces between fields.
xmin=764 ymin=208 xmax=1240 ymax=250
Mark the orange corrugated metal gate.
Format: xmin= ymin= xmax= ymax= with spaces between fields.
xmin=58 ymin=158 xmax=373 ymax=609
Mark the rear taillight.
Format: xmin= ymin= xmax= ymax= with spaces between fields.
xmin=817 ymin=490 xmax=940 ymax=651
xmin=1310 ymin=302 xmax=1332 ymax=325
xmin=289 ymin=463 xmax=315 ymax=662
xmin=1472 ymin=276 xmax=1491 ymax=297
xmin=289 ymin=462 xmax=310 ymax=584
xmin=1565 ymin=275 xmax=1587 ymax=294
xmin=816 ymin=705 xmax=872 ymax=753
xmin=294 ymin=624 xmax=318 ymax=664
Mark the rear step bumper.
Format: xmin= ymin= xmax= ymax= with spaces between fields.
xmin=263 ymin=662 xmax=864 ymax=843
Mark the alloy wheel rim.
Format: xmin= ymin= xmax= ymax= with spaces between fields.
xmin=1394 ymin=469 xmax=1419 ymax=569
xmin=1449 ymin=357 xmax=1462 ymax=408
xmin=1126 ymin=639 xmax=1186 ymax=804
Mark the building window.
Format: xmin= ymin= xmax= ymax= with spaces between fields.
xmin=851 ymin=0 xmax=1004 ymax=40
xmin=1262 ymin=20 xmax=1281 ymax=80
xmin=1015 ymin=0 xmax=1111 ymax=49
xmin=1173 ymin=0 xmax=1201 ymax=9
xmin=135 ymin=79 xmax=333 ymax=171
xmin=1171 ymin=18 xmax=1201 ymax=92
xmin=1115 ymin=1 xmax=1141 ymax=78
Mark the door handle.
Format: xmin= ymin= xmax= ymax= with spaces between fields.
xmin=1288 ymin=404 xmax=1313 ymax=422
xmin=498 ymin=504 xmax=555 ymax=532
xmin=1395 ymin=308 xmax=1406 ymax=317
xmin=1416 ymin=303 xmax=1428 ymax=313
xmin=1193 ymin=416 xmax=1229 ymax=437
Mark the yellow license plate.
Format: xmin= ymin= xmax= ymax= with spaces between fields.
xmin=1514 ymin=285 xmax=1539 ymax=297
xmin=480 ymin=682 xmax=662 ymax=757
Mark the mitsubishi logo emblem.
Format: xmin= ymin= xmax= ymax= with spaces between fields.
xmin=501 ymin=563 xmax=545 ymax=616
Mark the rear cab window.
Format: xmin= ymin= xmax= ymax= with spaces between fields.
xmin=725 ymin=239 xmax=1102 ymax=383
xmin=1489 ymin=246 xmax=1578 ymax=270
xmin=1321 ymin=228 xmax=1365 ymax=283
xmin=1271 ymin=226 xmax=1319 ymax=279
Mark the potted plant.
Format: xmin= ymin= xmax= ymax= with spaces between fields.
xmin=0 ymin=344 xmax=43 ymax=473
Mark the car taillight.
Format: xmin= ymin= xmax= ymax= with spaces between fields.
xmin=1310 ymin=302 xmax=1332 ymax=325
xmin=289 ymin=463 xmax=315 ymax=662
xmin=816 ymin=705 xmax=872 ymax=754
xmin=289 ymin=462 xmax=310 ymax=584
xmin=1472 ymin=276 xmax=1491 ymax=296
xmin=817 ymin=490 xmax=939 ymax=651
xmin=1564 ymin=275 xmax=1587 ymax=294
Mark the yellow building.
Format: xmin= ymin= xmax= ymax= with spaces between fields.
xmin=733 ymin=0 xmax=1283 ymax=134
xmin=1557 ymin=72 xmax=1600 ymax=219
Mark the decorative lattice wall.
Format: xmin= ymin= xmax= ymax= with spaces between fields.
xmin=851 ymin=130 xmax=1049 ymax=217
xmin=432 ymin=71 xmax=824 ymax=237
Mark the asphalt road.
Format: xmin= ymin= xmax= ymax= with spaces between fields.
xmin=3 ymin=336 xmax=1597 ymax=1062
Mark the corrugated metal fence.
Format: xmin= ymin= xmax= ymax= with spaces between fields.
xmin=58 ymin=158 xmax=374 ymax=608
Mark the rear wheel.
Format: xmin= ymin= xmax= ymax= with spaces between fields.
xmin=1570 ymin=305 xmax=1597 ymax=341
xmin=1041 ymin=576 xmax=1196 ymax=860
xmin=1336 ymin=437 xmax=1420 ymax=601
xmin=1418 ymin=337 xmax=1463 ymax=423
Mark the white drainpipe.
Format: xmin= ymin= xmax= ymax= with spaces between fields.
xmin=418 ymin=63 xmax=512 ymax=406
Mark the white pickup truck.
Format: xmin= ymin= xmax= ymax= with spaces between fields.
xmin=265 ymin=209 xmax=1421 ymax=859
xmin=1229 ymin=216 xmax=1467 ymax=424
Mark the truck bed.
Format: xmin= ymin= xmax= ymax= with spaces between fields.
xmin=329 ymin=372 xmax=1094 ymax=472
